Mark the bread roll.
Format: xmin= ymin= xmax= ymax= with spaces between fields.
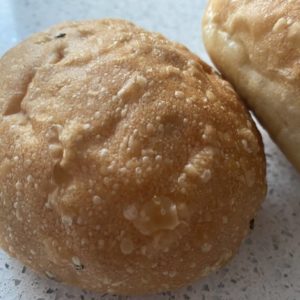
xmin=203 ymin=0 xmax=300 ymax=172
xmin=0 ymin=19 xmax=266 ymax=295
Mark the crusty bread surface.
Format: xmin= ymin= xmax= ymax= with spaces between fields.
xmin=0 ymin=19 xmax=266 ymax=295
xmin=203 ymin=0 xmax=300 ymax=171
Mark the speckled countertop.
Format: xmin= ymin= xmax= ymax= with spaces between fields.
xmin=0 ymin=1 xmax=300 ymax=300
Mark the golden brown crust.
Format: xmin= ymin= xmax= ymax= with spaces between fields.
xmin=203 ymin=0 xmax=300 ymax=171
xmin=0 ymin=19 xmax=266 ymax=295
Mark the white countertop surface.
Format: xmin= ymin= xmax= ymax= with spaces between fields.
xmin=0 ymin=1 xmax=300 ymax=299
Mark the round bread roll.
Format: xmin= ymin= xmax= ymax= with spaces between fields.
xmin=203 ymin=0 xmax=300 ymax=172
xmin=0 ymin=19 xmax=266 ymax=295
